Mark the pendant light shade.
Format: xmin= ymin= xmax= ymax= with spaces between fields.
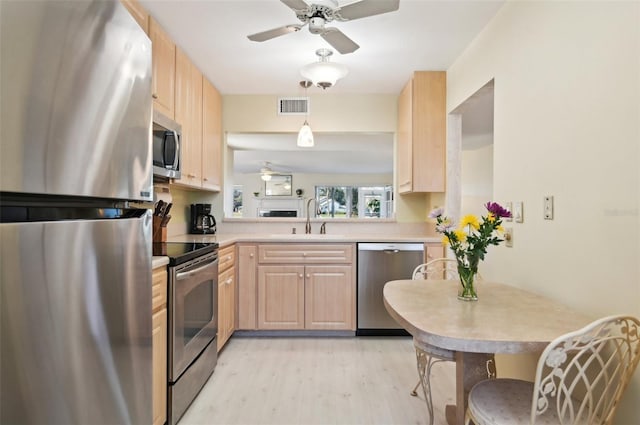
xmin=300 ymin=48 xmax=348 ymax=90
xmin=297 ymin=80 xmax=314 ymax=147
xmin=297 ymin=120 xmax=314 ymax=147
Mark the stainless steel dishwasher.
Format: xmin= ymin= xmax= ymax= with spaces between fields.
xmin=357 ymin=243 xmax=425 ymax=336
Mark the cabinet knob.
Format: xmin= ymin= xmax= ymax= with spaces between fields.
xmin=203 ymin=178 xmax=209 ymax=181
xmin=306 ymin=274 xmax=310 ymax=278
xmin=249 ymin=253 xmax=254 ymax=258
xmin=152 ymin=93 xmax=158 ymax=99
xmin=302 ymin=252 xmax=307 ymax=257
xmin=226 ymin=278 xmax=232 ymax=285
xmin=299 ymin=274 xmax=303 ymax=278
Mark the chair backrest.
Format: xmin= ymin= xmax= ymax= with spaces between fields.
xmin=412 ymin=258 xmax=460 ymax=280
xmin=531 ymin=315 xmax=640 ymax=425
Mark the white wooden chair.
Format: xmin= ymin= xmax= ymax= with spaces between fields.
xmin=410 ymin=258 xmax=488 ymax=425
xmin=464 ymin=315 xmax=640 ymax=425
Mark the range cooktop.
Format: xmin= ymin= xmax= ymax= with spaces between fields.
xmin=153 ymin=242 xmax=218 ymax=266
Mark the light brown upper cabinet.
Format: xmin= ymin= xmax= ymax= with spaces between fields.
xmin=150 ymin=18 xmax=176 ymax=119
xmin=173 ymin=48 xmax=203 ymax=188
xmin=120 ymin=0 xmax=149 ymax=34
xmin=397 ymin=71 xmax=446 ymax=193
xmin=202 ymin=79 xmax=222 ymax=191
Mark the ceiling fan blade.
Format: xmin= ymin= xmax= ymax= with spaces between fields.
xmin=321 ymin=28 xmax=359 ymax=54
xmin=280 ymin=0 xmax=309 ymax=12
xmin=336 ymin=0 xmax=399 ymax=21
xmin=247 ymin=24 xmax=302 ymax=42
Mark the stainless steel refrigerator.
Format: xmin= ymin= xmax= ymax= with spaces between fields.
xmin=0 ymin=1 xmax=153 ymax=423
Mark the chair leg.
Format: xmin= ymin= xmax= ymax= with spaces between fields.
xmin=410 ymin=379 xmax=421 ymax=396
xmin=414 ymin=349 xmax=446 ymax=425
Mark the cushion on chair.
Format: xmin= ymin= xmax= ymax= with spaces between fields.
xmin=467 ymin=378 xmax=559 ymax=425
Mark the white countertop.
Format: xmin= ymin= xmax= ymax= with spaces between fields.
xmin=167 ymin=233 xmax=440 ymax=247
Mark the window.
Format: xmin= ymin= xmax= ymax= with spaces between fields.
xmin=232 ymin=185 xmax=243 ymax=217
xmin=314 ymin=185 xmax=392 ymax=219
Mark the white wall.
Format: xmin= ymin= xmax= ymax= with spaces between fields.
xmin=447 ymin=1 xmax=640 ymax=421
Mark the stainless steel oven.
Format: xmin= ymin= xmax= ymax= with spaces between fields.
xmin=157 ymin=242 xmax=218 ymax=425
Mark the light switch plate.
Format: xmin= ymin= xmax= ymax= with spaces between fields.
xmin=504 ymin=202 xmax=513 ymax=222
xmin=514 ymin=202 xmax=523 ymax=223
xmin=544 ymin=196 xmax=554 ymax=220
xmin=504 ymin=227 xmax=513 ymax=247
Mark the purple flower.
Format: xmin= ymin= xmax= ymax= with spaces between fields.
xmin=428 ymin=207 xmax=444 ymax=219
xmin=485 ymin=202 xmax=512 ymax=218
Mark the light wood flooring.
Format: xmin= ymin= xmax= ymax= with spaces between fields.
xmin=178 ymin=336 xmax=456 ymax=425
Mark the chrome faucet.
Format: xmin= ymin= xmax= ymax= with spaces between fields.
xmin=305 ymin=198 xmax=315 ymax=234
xmin=320 ymin=222 xmax=326 ymax=234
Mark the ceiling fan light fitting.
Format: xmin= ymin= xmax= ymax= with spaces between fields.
xmin=300 ymin=60 xmax=348 ymax=89
xmin=260 ymin=173 xmax=272 ymax=181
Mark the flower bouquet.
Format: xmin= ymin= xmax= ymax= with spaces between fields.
xmin=429 ymin=202 xmax=512 ymax=300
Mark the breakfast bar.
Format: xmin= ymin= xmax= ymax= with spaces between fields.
xmin=383 ymin=279 xmax=592 ymax=425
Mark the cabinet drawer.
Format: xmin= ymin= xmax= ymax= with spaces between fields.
xmin=258 ymin=244 xmax=353 ymax=264
xmin=218 ymin=245 xmax=235 ymax=272
xmin=219 ymin=266 xmax=235 ymax=287
xmin=152 ymin=267 xmax=167 ymax=312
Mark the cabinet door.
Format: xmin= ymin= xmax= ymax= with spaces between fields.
xmin=149 ymin=18 xmax=175 ymax=119
xmin=202 ymin=78 xmax=222 ymax=191
xmin=305 ymin=265 xmax=354 ymax=330
xmin=412 ymin=71 xmax=446 ymax=192
xmin=120 ymin=0 xmax=148 ymax=34
xmin=225 ymin=267 xmax=236 ymax=340
xmin=258 ymin=265 xmax=305 ymax=330
xmin=238 ymin=245 xmax=258 ymax=330
xmin=425 ymin=243 xmax=444 ymax=263
xmin=217 ymin=266 xmax=235 ymax=351
xmin=397 ymin=78 xmax=413 ymax=193
xmin=174 ymin=49 xmax=203 ymax=188
xmin=152 ymin=308 xmax=167 ymax=425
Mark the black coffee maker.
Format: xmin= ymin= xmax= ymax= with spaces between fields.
xmin=190 ymin=204 xmax=216 ymax=234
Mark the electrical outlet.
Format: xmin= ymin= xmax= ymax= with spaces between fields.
xmin=514 ymin=202 xmax=523 ymax=223
xmin=544 ymin=196 xmax=554 ymax=220
xmin=504 ymin=228 xmax=513 ymax=247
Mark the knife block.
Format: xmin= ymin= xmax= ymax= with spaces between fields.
xmin=152 ymin=215 xmax=167 ymax=243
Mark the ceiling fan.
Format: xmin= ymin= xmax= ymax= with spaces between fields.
xmin=260 ymin=161 xmax=292 ymax=180
xmin=247 ymin=0 xmax=400 ymax=54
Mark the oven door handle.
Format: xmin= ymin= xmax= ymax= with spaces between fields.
xmin=176 ymin=260 xmax=218 ymax=281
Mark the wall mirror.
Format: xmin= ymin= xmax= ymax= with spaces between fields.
xmin=264 ymin=175 xmax=292 ymax=196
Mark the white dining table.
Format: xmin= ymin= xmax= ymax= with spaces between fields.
xmin=383 ymin=279 xmax=592 ymax=425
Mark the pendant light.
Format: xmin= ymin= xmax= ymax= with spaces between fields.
xmin=297 ymin=80 xmax=314 ymax=147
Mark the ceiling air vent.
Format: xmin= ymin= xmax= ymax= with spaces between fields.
xmin=278 ymin=97 xmax=309 ymax=115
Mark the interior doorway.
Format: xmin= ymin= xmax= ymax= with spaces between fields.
xmin=446 ymin=80 xmax=495 ymax=220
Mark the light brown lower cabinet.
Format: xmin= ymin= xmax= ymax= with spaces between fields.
xmin=151 ymin=267 xmax=167 ymax=425
xmin=217 ymin=265 xmax=236 ymax=351
xmin=252 ymin=243 xmax=356 ymax=331
xmin=152 ymin=308 xmax=167 ymax=425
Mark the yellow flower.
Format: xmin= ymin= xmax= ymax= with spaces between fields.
xmin=453 ymin=229 xmax=467 ymax=242
xmin=460 ymin=214 xmax=480 ymax=230
xmin=487 ymin=213 xmax=496 ymax=222
xmin=496 ymin=225 xmax=504 ymax=234
xmin=441 ymin=235 xmax=450 ymax=245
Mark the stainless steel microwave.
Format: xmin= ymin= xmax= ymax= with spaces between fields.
xmin=153 ymin=110 xmax=181 ymax=179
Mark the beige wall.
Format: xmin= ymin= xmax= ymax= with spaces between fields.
xmin=447 ymin=1 xmax=640 ymax=421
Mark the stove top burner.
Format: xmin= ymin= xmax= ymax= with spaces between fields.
xmin=153 ymin=242 xmax=218 ymax=266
